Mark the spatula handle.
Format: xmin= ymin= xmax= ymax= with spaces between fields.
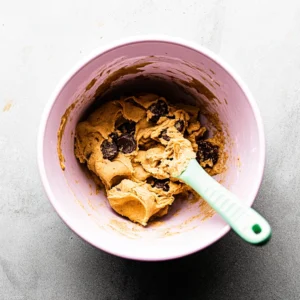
xmin=178 ymin=159 xmax=271 ymax=244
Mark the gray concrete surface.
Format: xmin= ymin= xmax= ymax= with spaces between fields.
xmin=0 ymin=0 xmax=299 ymax=299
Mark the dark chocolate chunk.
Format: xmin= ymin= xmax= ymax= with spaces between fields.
xmin=109 ymin=132 xmax=119 ymax=142
xmin=146 ymin=177 xmax=154 ymax=185
xmin=198 ymin=129 xmax=209 ymax=140
xmin=147 ymin=177 xmax=170 ymax=192
xmin=116 ymin=133 xmax=137 ymax=154
xmin=117 ymin=121 xmax=136 ymax=134
xmin=196 ymin=140 xmax=219 ymax=166
xmin=152 ymin=178 xmax=170 ymax=192
xmin=159 ymin=129 xmax=170 ymax=141
xmin=148 ymin=100 xmax=169 ymax=123
xmin=175 ymin=120 xmax=184 ymax=132
xmin=101 ymin=140 xmax=118 ymax=161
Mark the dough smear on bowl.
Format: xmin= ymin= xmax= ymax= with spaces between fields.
xmin=74 ymin=94 xmax=225 ymax=225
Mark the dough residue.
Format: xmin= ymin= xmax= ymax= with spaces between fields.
xmin=74 ymin=94 xmax=225 ymax=225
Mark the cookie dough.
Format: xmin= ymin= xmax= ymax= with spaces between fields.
xmin=74 ymin=94 xmax=225 ymax=225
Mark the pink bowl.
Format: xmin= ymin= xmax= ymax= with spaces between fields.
xmin=38 ymin=36 xmax=265 ymax=261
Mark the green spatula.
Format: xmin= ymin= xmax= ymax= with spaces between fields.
xmin=177 ymin=158 xmax=272 ymax=245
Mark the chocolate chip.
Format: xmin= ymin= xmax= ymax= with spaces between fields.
xmin=152 ymin=179 xmax=170 ymax=192
xmin=101 ymin=140 xmax=118 ymax=161
xmin=146 ymin=177 xmax=154 ymax=185
xmin=117 ymin=122 xmax=136 ymax=134
xmin=159 ymin=129 xmax=170 ymax=141
xmin=167 ymin=115 xmax=175 ymax=119
xmin=116 ymin=133 xmax=137 ymax=154
xmin=109 ymin=132 xmax=119 ymax=142
xmin=162 ymin=184 xmax=170 ymax=192
xmin=198 ymin=129 xmax=209 ymax=140
xmin=175 ymin=120 xmax=184 ymax=132
xmin=196 ymin=140 xmax=219 ymax=167
xmin=147 ymin=177 xmax=170 ymax=192
xmin=148 ymin=100 xmax=169 ymax=123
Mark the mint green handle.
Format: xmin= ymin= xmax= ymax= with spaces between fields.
xmin=178 ymin=159 xmax=271 ymax=244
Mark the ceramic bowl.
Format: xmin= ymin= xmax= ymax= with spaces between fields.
xmin=38 ymin=36 xmax=265 ymax=261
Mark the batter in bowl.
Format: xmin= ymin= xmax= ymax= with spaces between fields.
xmin=74 ymin=94 xmax=225 ymax=225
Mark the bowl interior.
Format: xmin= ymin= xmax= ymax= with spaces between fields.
xmin=40 ymin=40 xmax=264 ymax=260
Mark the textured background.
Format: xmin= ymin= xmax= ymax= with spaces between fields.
xmin=0 ymin=0 xmax=299 ymax=299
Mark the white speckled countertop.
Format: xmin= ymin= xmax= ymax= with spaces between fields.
xmin=0 ymin=0 xmax=299 ymax=299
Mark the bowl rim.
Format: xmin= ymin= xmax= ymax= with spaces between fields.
xmin=37 ymin=35 xmax=266 ymax=261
